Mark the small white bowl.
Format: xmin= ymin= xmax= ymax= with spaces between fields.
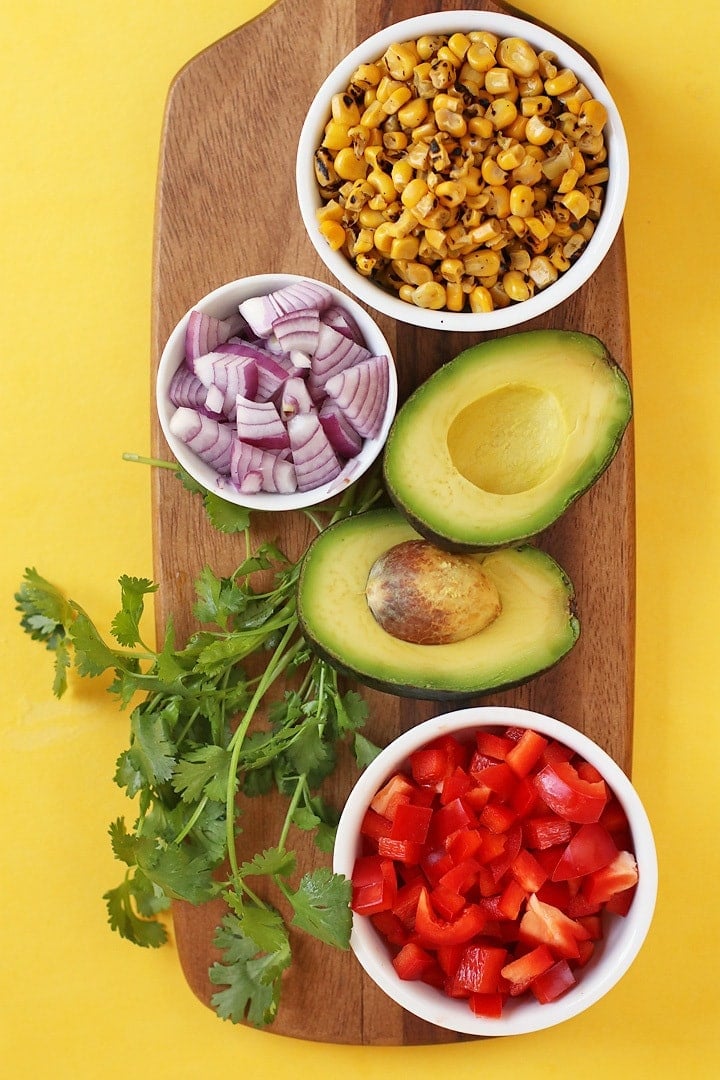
xmin=156 ymin=273 xmax=397 ymax=511
xmin=333 ymin=706 xmax=657 ymax=1037
xmin=296 ymin=11 xmax=629 ymax=333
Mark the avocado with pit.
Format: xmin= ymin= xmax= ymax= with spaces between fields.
xmin=383 ymin=330 xmax=632 ymax=551
xmin=297 ymin=507 xmax=579 ymax=700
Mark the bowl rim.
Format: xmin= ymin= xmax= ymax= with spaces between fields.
xmin=296 ymin=10 xmax=630 ymax=333
xmin=333 ymin=705 xmax=658 ymax=1037
xmin=155 ymin=272 xmax=398 ymax=511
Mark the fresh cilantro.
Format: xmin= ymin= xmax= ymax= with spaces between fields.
xmin=288 ymin=868 xmax=352 ymax=949
xmin=209 ymin=914 xmax=287 ymax=1027
xmin=203 ymin=493 xmax=252 ymax=534
xmin=104 ymin=870 xmax=168 ymax=948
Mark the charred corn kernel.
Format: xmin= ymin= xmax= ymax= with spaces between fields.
xmin=439 ymin=257 xmax=464 ymax=282
xmin=466 ymin=40 xmax=497 ymax=73
xmin=391 ymin=208 xmax=418 ymax=237
xmin=579 ymin=99 xmax=608 ymax=134
xmin=322 ymin=120 xmax=352 ymax=151
xmin=481 ymin=156 xmax=508 ymax=185
xmin=497 ymin=142 xmax=526 ymax=170
xmin=353 ymin=227 xmax=375 ymax=255
xmin=525 ymin=114 xmax=554 ymax=145
xmin=469 ymin=284 xmax=494 ymax=312
xmin=374 ymin=222 xmax=398 ymax=254
xmin=412 ymin=281 xmax=447 ymax=308
xmin=436 ymin=180 xmax=467 ymax=208
xmin=314 ymin=148 xmax=339 ymax=188
xmin=363 ymin=144 xmax=384 ymax=169
xmin=367 ymin=193 xmax=388 ymax=211
xmin=503 ymin=269 xmax=532 ymax=301
xmin=319 ymin=219 xmax=346 ymax=250
xmin=462 ymin=165 xmax=483 ymax=197
xmin=368 ymin=168 xmax=396 ymax=202
xmin=563 ymin=84 xmax=593 ymax=115
xmin=429 ymin=58 xmax=456 ymax=89
xmin=486 ymin=184 xmax=511 ymax=219
xmin=398 ymin=283 xmax=416 ymax=303
xmin=331 ymin=93 xmax=361 ymax=126
xmin=390 ymin=159 xmax=414 ymax=191
xmin=448 ymin=32 xmax=471 ymax=61
xmin=545 ymin=67 xmax=578 ymax=96
xmin=507 ymin=215 xmax=528 ymax=238
xmin=464 ymin=250 xmax=501 ymax=277
xmin=405 ymin=140 xmax=430 ymax=169
xmin=585 ymin=166 xmax=610 ymax=185
xmin=446 ymin=280 xmax=465 ymax=310
xmin=344 ymin=179 xmax=373 ymax=212
xmin=506 ymin=115 xmax=529 ymax=141
xmin=521 ymin=94 xmax=552 ymax=117
xmin=538 ymin=50 xmax=558 ymax=79
xmin=469 ymin=219 xmax=502 ymax=245
xmin=360 ymin=98 xmax=386 ymax=128
xmin=437 ymin=44 xmax=463 ymax=68
xmin=413 ymin=62 xmax=436 ymax=98
xmin=557 ymin=168 xmax=579 ymax=195
xmin=526 ymin=210 xmax=554 ymax=240
xmin=560 ymin=188 xmax=590 ymax=219
xmin=417 ymin=34 xmax=446 ymax=60
xmin=332 ymin=147 xmax=367 ymax=181
xmin=578 ymin=217 xmax=596 ymax=239
xmin=424 ymin=227 xmax=448 ymax=253
xmin=587 ymin=142 xmax=608 ymax=165
xmin=485 ymin=67 xmax=517 ymax=97
xmin=436 ymin=108 xmax=467 ymax=137
xmin=351 ymin=63 xmax=382 ymax=90
xmin=355 ymin=252 xmax=379 ymax=276
xmin=315 ymin=199 xmax=344 ymax=223
xmin=570 ymin=147 xmax=587 ymax=177
xmin=563 ymin=233 xmax=587 ymax=259
xmin=541 ymin=142 xmax=573 ymax=180
xmin=397 ymin=95 xmax=429 ymax=128
xmin=458 ymin=61 xmax=485 ymax=94
xmin=382 ymin=84 xmax=413 ymax=114
xmin=518 ymin=72 xmax=544 ymax=96
xmin=410 ymin=119 xmax=439 ymax=144
xmin=390 ymin=235 xmax=420 ymax=260
xmin=486 ymin=97 xmax=518 ymax=130
xmin=497 ymin=37 xmax=540 ymax=77
xmin=549 ymin=243 xmax=571 ymax=271
xmin=384 ymin=42 xmax=420 ymax=81
xmin=509 ymin=247 xmax=531 ymax=272
xmin=382 ymin=131 xmax=406 ymax=153
xmin=512 ymin=156 xmax=544 ymax=185
xmin=404 ymin=261 xmax=434 ymax=286
xmin=468 ymin=115 xmax=495 ymax=139
xmin=401 ymin=176 xmax=429 ymax=209
xmin=432 ymin=92 xmax=462 ymax=113
xmin=510 ymin=183 xmax=534 ymax=217
xmin=358 ymin=206 xmax=386 ymax=228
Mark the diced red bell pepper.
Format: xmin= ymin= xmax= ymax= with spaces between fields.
xmin=510 ymin=848 xmax=549 ymax=892
xmin=438 ymin=857 xmax=482 ymax=896
xmin=370 ymin=910 xmax=409 ymax=947
xmin=551 ymin=822 xmax=618 ymax=881
xmin=428 ymin=796 xmax=474 ymax=845
xmin=351 ymin=855 xmax=397 ymax=915
xmin=501 ymin=943 xmax=555 ymax=995
xmin=393 ymin=941 xmax=436 ymax=981
xmin=582 ymin=850 xmax=639 ymax=906
xmin=604 ymin=883 xmax=637 ymax=916
xmin=469 ymin=992 xmax=504 ymax=1018
xmin=539 ymin=739 xmax=575 ymax=767
xmin=475 ymin=730 xmax=515 ymax=761
xmin=530 ymin=959 xmax=576 ymax=1003
xmin=435 ymin=942 xmax=465 ymax=978
xmin=488 ymin=823 xmax=523 ymax=883
xmin=463 ymin=783 xmax=492 ymax=812
xmin=575 ymin=939 xmax=596 ymax=967
xmin=410 ymin=746 xmax=451 ymax=788
xmin=524 ymin=814 xmax=574 ymax=850
xmin=390 ymin=801 xmax=433 ymax=844
xmin=446 ymin=825 xmax=483 ymax=864
xmin=360 ymin=806 xmax=393 ymax=842
xmin=392 ymin=880 xmax=424 ymax=927
xmin=506 ymin=728 xmax=549 ymax=778
xmin=453 ymin=943 xmax=509 ymax=994
xmin=479 ymin=801 xmax=518 ymax=835
xmin=420 ymin=847 xmax=454 ymax=887
xmin=377 ymin=836 xmax=424 ymax=865
xmin=430 ymin=883 xmax=467 ymax=921
xmin=471 ymin=761 xmax=517 ymax=802
xmin=414 ymin=888 xmax=487 ymax=948
xmin=497 ymin=877 xmax=527 ymax=921
xmin=370 ymin=773 xmax=417 ymax=821
xmin=440 ymin=765 xmax=472 ymax=805
xmin=510 ymin=775 xmax=540 ymax=818
xmin=533 ymin=761 xmax=608 ymax=823
xmin=518 ymin=894 xmax=590 ymax=960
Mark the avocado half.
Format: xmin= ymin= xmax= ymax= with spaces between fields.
xmin=297 ymin=508 xmax=579 ymax=700
xmin=383 ymin=330 xmax=632 ymax=551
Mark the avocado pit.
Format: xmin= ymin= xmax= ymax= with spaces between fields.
xmin=365 ymin=539 xmax=501 ymax=645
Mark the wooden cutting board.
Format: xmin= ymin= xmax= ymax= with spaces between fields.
xmin=150 ymin=0 xmax=634 ymax=1045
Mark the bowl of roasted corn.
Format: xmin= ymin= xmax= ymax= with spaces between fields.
xmin=296 ymin=11 xmax=629 ymax=332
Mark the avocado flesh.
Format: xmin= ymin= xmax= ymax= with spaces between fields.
xmin=297 ymin=508 xmax=579 ymax=700
xmin=383 ymin=330 xmax=632 ymax=550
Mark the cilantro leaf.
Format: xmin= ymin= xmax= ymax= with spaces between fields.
xmin=15 ymin=568 xmax=74 ymax=647
xmin=125 ymin=705 xmax=177 ymax=787
xmin=288 ymin=868 xmax=352 ymax=949
xmin=70 ymin=613 xmax=119 ymax=678
xmin=354 ymin=732 xmax=383 ymax=769
xmin=223 ymin=898 xmax=291 ymax=958
xmin=238 ymin=846 xmax=296 ymax=879
xmin=111 ymin=575 xmax=157 ymax=647
xmin=172 ymin=745 xmax=234 ymax=803
xmin=203 ymin=493 xmax=252 ymax=534
xmin=103 ymin=871 xmax=168 ymax=948
xmin=135 ymin=841 xmax=215 ymax=904
xmin=210 ymin=914 xmax=285 ymax=1026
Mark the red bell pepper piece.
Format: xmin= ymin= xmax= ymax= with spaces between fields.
xmin=501 ymin=943 xmax=555 ymax=995
xmin=582 ymin=850 xmax=638 ymax=906
xmin=469 ymin=992 xmax=504 ymax=1018
xmin=533 ymin=761 xmax=608 ymax=823
xmin=530 ymin=959 xmax=576 ymax=1003
xmin=524 ymin=814 xmax=574 ymax=850
xmin=392 ymin=941 xmax=436 ymax=981
xmin=390 ymin=801 xmax=433 ymax=844
xmin=518 ymin=894 xmax=589 ymax=960
xmin=505 ymin=728 xmax=549 ymax=777
xmin=551 ymin=822 xmax=618 ymax=881
xmin=453 ymin=943 xmax=509 ymax=994
xmin=475 ymin=730 xmax=515 ymax=761
xmin=414 ymin=887 xmax=487 ymax=948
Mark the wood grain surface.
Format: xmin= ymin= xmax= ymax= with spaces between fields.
xmin=150 ymin=0 xmax=634 ymax=1044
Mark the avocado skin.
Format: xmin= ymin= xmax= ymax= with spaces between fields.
xmin=383 ymin=329 xmax=632 ymax=552
xmin=297 ymin=508 xmax=580 ymax=701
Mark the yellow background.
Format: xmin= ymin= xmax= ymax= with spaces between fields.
xmin=2 ymin=1 xmax=717 ymax=1076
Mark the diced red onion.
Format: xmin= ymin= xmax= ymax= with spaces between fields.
xmin=321 ymin=303 xmax=364 ymax=344
xmin=287 ymin=412 xmax=342 ymax=491
xmin=193 ymin=352 xmax=258 ymax=419
xmin=238 ymin=470 xmax=263 ymax=494
xmin=271 ymin=307 xmax=321 ymax=357
xmin=279 ymin=376 xmax=314 ymax=420
xmin=319 ymin=400 xmax=364 ymax=459
xmin=255 ymin=354 xmax=291 ymax=402
xmin=308 ymin=323 xmax=372 ymax=398
xmin=230 ymin=440 xmax=297 ymax=494
xmin=323 ymin=354 xmax=390 ymax=439
xmin=239 ymin=281 xmax=333 ymax=338
xmin=169 ymin=363 xmax=212 ymax=414
xmin=236 ymin=395 xmax=290 ymax=450
xmin=169 ymin=407 xmax=234 ymax=474
xmin=185 ymin=309 xmax=247 ymax=361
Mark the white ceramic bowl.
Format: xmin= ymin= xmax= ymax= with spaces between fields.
xmin=333 ymin=706 xmax=657 ymax=1037
xmin=296 ymin=11 xmax=629 ymax=333
xmin=156 ymin=273 xmax=397 ymax=511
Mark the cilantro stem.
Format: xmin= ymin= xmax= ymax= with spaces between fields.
xmin=122 ymin=452 xmax=177 ymax=469
xmin=173 ymin=793 xmax=209 ymax=844
xmin=277 ymin=773 xmax=307 ymax=853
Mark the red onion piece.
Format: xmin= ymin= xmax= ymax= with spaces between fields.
xmin=319 ymin=400 xmax=364 ymax=459
xmin=185 ymin=309 xmax=247 ymax=361
xmin=308 ymin=324 xmax=372 ymax=399
xmin=239 ymin=281 xmax=333 ymax=338
xmin=193 ymin=352 xmax=258 ymax=419
xmin=169 ymin=363 xmax=212 ymax=415
xmin=254 ymin=354 xmax=291 ymax=402
xmin=169 ymin=407 xmax=234 ymax=475
xmin=321 ymin=303 xmax=364 ymax=344
xmin=230 ymin=440 xmax=298 ymax=494
xmin=287 ymin=412 xmax=342 ymax=492
xmin=236 ymin=395 xmax=290 ymax=450
xmin=323 ymin=354 xmax=390 ymax=439
xmin=271 ymin=307 xmax=321 ymax=357
xmin=280 ymin=376 xmax=314 ymax=420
